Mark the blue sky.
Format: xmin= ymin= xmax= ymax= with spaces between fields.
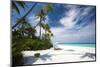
xmin=12 ymin=2 xmax=96 ymax=44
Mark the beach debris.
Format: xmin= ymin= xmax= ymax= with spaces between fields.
xmin=34 ymin=53 xmax=40 ymax=58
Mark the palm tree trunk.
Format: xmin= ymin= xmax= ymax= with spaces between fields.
xmin=12 ymin=3 xmax=37 ymax=29
xmin=39 ymin=18 xmax=42 ymax=39
xmin=45 ymin=30 xmax=46 ymax=40
xmin=40 ymin=24 xmax=41 ymax=39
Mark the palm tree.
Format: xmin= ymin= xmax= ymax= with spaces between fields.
xmin=35 ymin=4 xmax=53 ymax=39
xmin=15 ymin=18 xmax=37 ymax=39
xmin=25 ymin=27 xmax=37 ymax=39
xmin=44 ymin=24 xmax=53 ymax=38
xmin=17 ymin=18 xmax=31 ymax=37
xmin=36 ymin=9 xmax=45 ymax=39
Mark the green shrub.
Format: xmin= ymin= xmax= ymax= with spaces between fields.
xmin=12 ymin=31 xmax=53 ymax=66
xmin=21 ymin=38 xmax=53 ymax=50
xmin=34 ymin=53 xmax=40 ymax=58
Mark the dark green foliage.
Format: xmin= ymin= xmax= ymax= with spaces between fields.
xmin=12 ymin=36 xmax=53 ymax=51
xmin=12 ymin=31 xmax=53 ymax=66
xmin=12 ymin=52 xmax=23 ymax=66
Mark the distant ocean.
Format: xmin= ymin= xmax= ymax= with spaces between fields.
xmin=58 ymin=43 xmax=96 ymax=48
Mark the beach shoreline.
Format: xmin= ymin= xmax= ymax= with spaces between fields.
xmin=22 ymin=45 xmax=95 ymax=65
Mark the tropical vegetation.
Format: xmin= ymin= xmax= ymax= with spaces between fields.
xmin=12 ymin=1 xmax=54 ymax=66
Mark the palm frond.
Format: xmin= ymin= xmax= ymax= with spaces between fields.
xmin=12 ymin=3 xmax=37 ymax=29
xmin=43 ymin=4 xmax=53 ymax=14
xmin=12 ymin=1 xmax=25 ymax=14
xmin=12 ymin=1 xmax=20 ymax=14
xmin=17 ymin=1 xmax=25 ymax=9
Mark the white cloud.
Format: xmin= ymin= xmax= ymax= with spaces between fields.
xmin=60 ymin=7 xmax=80 ymax=29
xmin=28 ymin=15 xmax=40 ymax=27
xmin=51 ymin=21 xmax=95 ymax=43
xmin=81 ymin=7 xmax=94 ymax=16
xmin=59 ymin=5 xmax=94 ymax=30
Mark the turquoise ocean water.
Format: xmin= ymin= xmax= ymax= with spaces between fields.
xmin=58 ymin=43 xmax=96 ymax=48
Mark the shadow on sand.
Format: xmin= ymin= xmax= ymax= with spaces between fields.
xmin=66 ymin=49 xmax=75 ymax=52
xmin=23 ymin=53 xmax=52 ymax=65
xmin=80 ymin=52 xmax=96 ymax=59
xmin=39 ymin=53 xmax=52 ymax=61
xmin=23 ymin=56 xmax=38 ymax=65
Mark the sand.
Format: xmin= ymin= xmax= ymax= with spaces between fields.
xmin=22 ymin=45 xmax=96 ymax=65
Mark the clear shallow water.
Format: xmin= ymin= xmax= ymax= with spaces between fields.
xmin=58 ymin=43 xmax=96 ymax=48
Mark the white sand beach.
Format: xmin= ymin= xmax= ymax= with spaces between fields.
xmin=22 ymin=45 xmax=96 ymax=65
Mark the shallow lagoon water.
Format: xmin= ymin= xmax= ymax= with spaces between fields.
xmin=57 ymin=43 xmax=95 ymax=48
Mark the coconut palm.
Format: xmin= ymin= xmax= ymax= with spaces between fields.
xmin=35 ymin=4 xmax=53 ymax=39
xmin=36 ymin=9 xmax=45 ymax=39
